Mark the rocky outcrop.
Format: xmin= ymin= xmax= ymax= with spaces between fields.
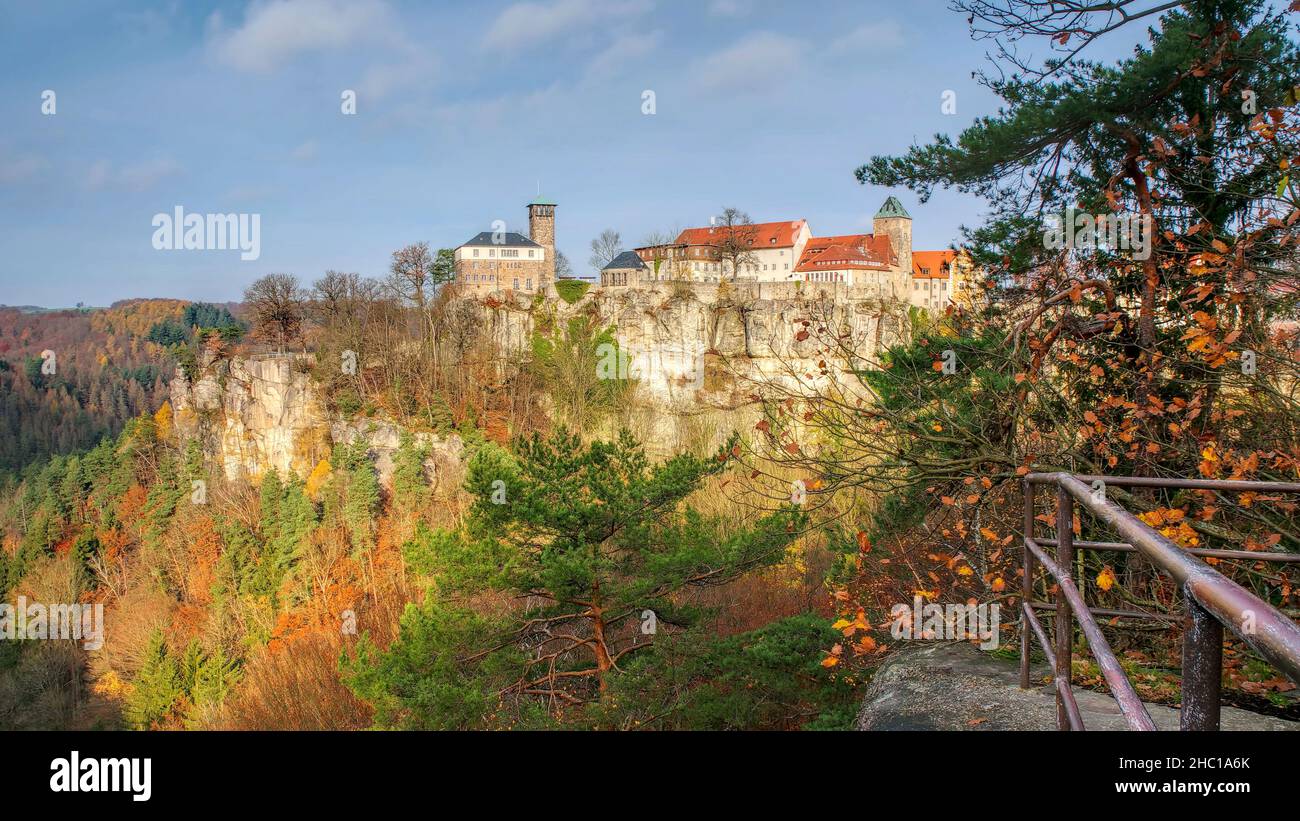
xmin=167 ymin=285 xmax=907 ymax=481
xmin=475 ymin=280 xmax=909 ymax=411
xmin=170 ymin=354 xmax=462 ymax=486
xmin=330 ymin=418 xmax=465 ymax=493
xmin=856 ymin=641 xmax=1298 ymax=731
xmin=171 ymin=355 xmax=330 ymax=482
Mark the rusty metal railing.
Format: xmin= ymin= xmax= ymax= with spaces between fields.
xmin=1020 ymin=473 xmax=1300 ymax=730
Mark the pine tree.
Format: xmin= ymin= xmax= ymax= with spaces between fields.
xmin=125 ymin=630 xmax=182 ymax=730
xmin=391 ymin=432 xmax=428 ymax=517
xmin=346 ymin=428 xmax=806 ymax=727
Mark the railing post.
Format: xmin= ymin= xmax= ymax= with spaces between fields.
xmin=1021 ymin=480 xmax=1033 ymax=689
xmin=1055 ymin=485 xmax=1074 ymax=731
xmin=1180 ymin=595 xmax=1223 ymax=731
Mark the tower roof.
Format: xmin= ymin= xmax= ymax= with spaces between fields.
xmin=528 ymin=196 xmax=557 ymax=206
xmin=874 ymin=196 xmax=911 ymax=220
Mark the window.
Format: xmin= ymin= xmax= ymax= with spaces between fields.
xmin=513 ymin=278 xmax=519 ymax=289
xmin=528 ymin=250 xmax=535 ymax=258
xmin=503 ymin=249 xmax=519 ymax=258
xmin=488 ymin=248 xmax=495 ymax=257
xmin=526 ymin=278 xmax=533 ymax=290
xmin=473 ymin=249 xmax=480 ymax=257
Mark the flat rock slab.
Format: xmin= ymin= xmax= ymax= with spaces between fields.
xmin=856 ymin=641 xmax=1298 ymax=731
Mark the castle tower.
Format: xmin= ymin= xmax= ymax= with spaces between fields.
xmin=873 ymin=195 xmax=912 ymax=298
xmin=528 ymin=197 xmax=557 ymax=286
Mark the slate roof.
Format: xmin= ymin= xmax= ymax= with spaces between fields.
xmin=458 ymin=231 xmax=542 ymax=248
xmin=874 ymin=196 xmax=911 ymax=219
xmin=603 ymin=250 xmax=648 ymax=270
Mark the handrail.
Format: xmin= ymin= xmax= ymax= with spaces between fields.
xmin=1020 ymin=472 xmax=1300 ymax=731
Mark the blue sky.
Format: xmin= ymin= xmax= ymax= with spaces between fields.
xmin=0 ymin=0 xmax=1115 ymax=306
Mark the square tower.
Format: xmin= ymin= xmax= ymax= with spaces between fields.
xmin=872 ymin=195 xmax=912 ymax=297
xmin=528 ymin=197 xmax=557 ymax=286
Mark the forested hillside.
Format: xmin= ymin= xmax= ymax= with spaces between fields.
xmin=2 ymin=1 xmax=1299 ymax=734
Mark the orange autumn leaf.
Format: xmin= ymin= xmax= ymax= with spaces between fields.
xmin=1096 ymin=566 xmax=1117 ymax=592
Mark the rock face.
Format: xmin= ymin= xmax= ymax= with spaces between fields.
xmin=330 ymin=418 xmax=465 ymax=493
xmin=170 ymin=354 xmax=462 ymax=486
xmin=168 ymin=287 xmax=907 ymax=480
xmin=171 ymin=355 xmax=330 ymax=482
xmin=476 ymin=280 xmax=909 ymax=410
xmin=856 ymin=641 xmax=1298 ymax=731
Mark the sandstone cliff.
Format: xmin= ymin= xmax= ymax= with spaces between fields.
xmin=478 ymin=281 xmax=909 ymax=451
xmin=169 ymin=354 xmax=462 ymax=485
xmin=169 ymin=284 xmax=909 ymax=479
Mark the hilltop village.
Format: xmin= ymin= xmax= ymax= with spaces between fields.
xmin=453 ymin=196 xmax=977 ymax=313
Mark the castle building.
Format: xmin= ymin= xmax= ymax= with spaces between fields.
xmin=600 ymin=250 xmax=649 ymax=287
xmin=454 ymin=197 xmax=556 ymax=295
xmin=613 ymin=195 xmax=976 ymax=310
xmin=912 ymin=249 xmax=978 ymax=311
xmin=452 ymin=193 xmax=976 ymax=310
xmin=633 ymin=220 xmax=812 ymax=282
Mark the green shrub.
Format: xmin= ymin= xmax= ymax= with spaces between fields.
xmin=554 ymin=279 xmax=591 ymax=304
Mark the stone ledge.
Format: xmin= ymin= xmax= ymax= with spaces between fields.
xmin=856 ymin=641 xmax=1298 ymax=731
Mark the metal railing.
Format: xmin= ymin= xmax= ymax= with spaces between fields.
xmin=1020 ymin=473 xmax=1300 ymax=730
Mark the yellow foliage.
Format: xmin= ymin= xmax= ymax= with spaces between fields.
xmin=153 ymin=401 xmax=173 ymax=441
xmin=306 ymin=459 xmax=333 ymax=499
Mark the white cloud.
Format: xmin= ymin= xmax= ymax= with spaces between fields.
xmin=210 ymin=0 xmax=396 ymax=72
xmin=0 ymin=153 xmax=47 ymax=185
xmin=85 ymin=158 xmax=182 ymax=192
xmin=828 ymin=21 xmax=904 ymax=55
xmin=358 ymin=51 xmax=439 ymax=100
xmin=708 ymin=0 xmax=750 ymax=16
xmin=114 ymin=2 xmax=182 ymax=41
xmin=585 ymin=30 xmax=662 ymax=78
xmin=692 ymin=32 xmax=804 ymax=94
xmin=289 ymin=140 xmax=318 ymax=161
xmin=483 ymin=0 xmax=652 ymax=50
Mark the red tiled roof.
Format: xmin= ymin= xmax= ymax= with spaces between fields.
xmin=795 ymin=233 xmax=894 ymax=271
xmin=913 ymin=249 xmax=957 ymax=279
xmin=675 ymin=219 xmax=805 ymax=248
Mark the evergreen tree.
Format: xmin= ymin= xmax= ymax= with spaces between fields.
xmin=125 ymin=630 xmax=182 ymax=730
xmin=346 ymin=428 xmax=805 ymax=727
xmin=391 ymin=432 xmax=428 ymax=517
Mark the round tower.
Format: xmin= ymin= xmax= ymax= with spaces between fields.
xmin=528 ymin=197 xmax=557 ymax=286
xmin=872 ymin=195 xmax=912 ymax=298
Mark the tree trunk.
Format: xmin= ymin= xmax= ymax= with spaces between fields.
xmin=588 ymin=591 xmax=613 ymax=697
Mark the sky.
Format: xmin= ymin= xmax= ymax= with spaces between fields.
xmin=0 ymin=0 xmax=1137 ymax=307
